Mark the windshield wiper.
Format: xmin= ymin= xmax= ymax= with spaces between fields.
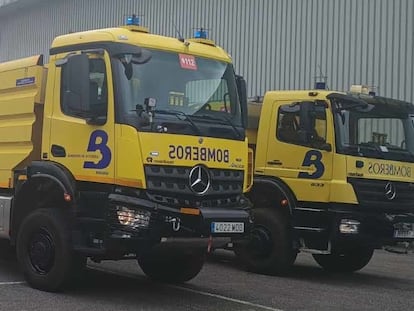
xmin=219 ymin=115 xmax=243 ymax=139
xmin=382 ymin=145 xmax=414 ymax=162
xmin=153 ymin=109 xmax=201 ymax=135
xmin=190 ymin=114 xmax=243 ymax=139
xmin=357 ymin=143 xmax=385 ymax=158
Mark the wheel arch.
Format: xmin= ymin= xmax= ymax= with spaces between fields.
xmin=10 ymin=161 xmax=77 ymax=244
xmin=247 ymin=176 xmax=297 ymax=215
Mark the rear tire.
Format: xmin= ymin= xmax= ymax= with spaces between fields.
xmin=16 ymin=208 xmax=84 ymax=292
xmin=312 ymin=247 xmax=374 ymax=273
xmin=138 ymin=248 xmax=205 ymax=283
xmin=235 ymin=208 xmax=297 ymax=275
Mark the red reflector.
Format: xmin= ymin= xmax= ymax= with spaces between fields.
xmin=63 ymin=193 xmax=72 ymax=202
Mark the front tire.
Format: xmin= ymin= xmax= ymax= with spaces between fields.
xmin=235 ymin=208 xmax=297 ymax=275
xmin=138 ymin=248 xmax=205 ymax=283
xmin=312 ymin=247 xmax=374 ymax=273
xmin=16 ymin=208 xmax=84 ymax=292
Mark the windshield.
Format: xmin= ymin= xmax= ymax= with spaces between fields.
xmin=113 ymin=49 xmax=244 ymax=140
xmin=333 ymin=95 xmax=414 ymax=162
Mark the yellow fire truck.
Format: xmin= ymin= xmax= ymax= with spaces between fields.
xmin=236 ymin=86 xmax=414 ymax=275
xmin=0 ymin=16 xmax=252 ymax=291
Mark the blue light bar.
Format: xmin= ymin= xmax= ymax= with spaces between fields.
xmin=194 ymin=28 xmax=207 ymax=39
xmin=126 ymin=14 xmax=140 ymax=26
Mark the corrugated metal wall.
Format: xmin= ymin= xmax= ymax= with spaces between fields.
xmin=0 ymin=0 xmax=18 ymax=6
xmin=0 ymin=0 xmax=413 ymax=102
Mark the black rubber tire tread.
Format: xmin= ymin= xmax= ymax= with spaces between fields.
xmin=312 ymin=247 xmax=374 ymax=273
xmin=235 ymin=208 xmax=297 ymax=275
xmin=138 ymin=249 xmax=205 ymax=283
xmin=16 ymin=208 xmax=83 ymax=292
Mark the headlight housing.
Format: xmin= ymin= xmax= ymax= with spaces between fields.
xmin=116 ymin=206 xmax=151 ymax=229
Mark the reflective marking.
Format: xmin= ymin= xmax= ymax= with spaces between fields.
xmin=89 ymin=266 xmax=283 ymax=311
xmin=0 ymin=281 xmax=25 ymax=286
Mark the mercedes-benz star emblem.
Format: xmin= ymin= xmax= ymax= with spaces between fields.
xmin=189 ymin=165 xmax=210 ymax=195
xmin=384 ymin=181 xmax=396 ymax=200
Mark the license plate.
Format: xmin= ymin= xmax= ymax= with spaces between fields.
xmin=393 ymin=222 xmax=414 ymax=239
xmin=394 ymin=229 xmax=414 ymax=238
xmin=211 ymin=222 xmax=244 ymax=233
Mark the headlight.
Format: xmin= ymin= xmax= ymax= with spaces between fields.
xmin=339 ymin=219 xmax=360 ymax=234
xmin=116 ymin=206 xmax=151 ymax=229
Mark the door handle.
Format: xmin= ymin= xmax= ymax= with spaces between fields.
xmin=267 ymin=160 xmax=282 ymax=165
xmin=51 ymin=144 xmax=66 ymax=157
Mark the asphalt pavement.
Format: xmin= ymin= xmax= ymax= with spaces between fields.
xmin=0 ymin=241 xmax=413 ymax=311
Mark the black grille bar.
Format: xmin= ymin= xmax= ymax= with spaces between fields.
xmin=348 ymin=177 xmax=414 ymax=212
xmin=144 ymin=165 xmax=244 ymax=207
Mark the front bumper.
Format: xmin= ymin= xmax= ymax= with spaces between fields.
xmin=295 ymin=203 xmax=414 ymax=251
xmin=73 ymin=192 xmax=251 ymax=257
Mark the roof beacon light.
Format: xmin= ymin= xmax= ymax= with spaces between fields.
xmin=122 ymin=14 xmax=149 ymax=33
xmin=315 ymin=81 xmax=326 ymax=89
xmin=189 ymin=27 xmax=215 ymax=46
xmin=350 ymin=85 xmax=376 ymax=96
xmin=194 ymin=28 xmax=208 ymax=39
xmin=126 ymin=14 xmax=140 ymax=26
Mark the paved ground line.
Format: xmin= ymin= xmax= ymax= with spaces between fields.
xmin=168 ymin=284 xmax=284 ymax=311
xmin=0 ymin=281 xmax=25 ymax=286
xmin=89 ymin=266 xmax=283 ymax=311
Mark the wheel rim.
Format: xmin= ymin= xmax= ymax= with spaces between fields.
xmin=28 ymin=228 xmax=55 ymax=275
xmin=248 ymin=225 xmax=273 ymax=258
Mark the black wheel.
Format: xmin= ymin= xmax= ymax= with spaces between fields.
xmin=234 ymin=208 xmax=297 ymax=275
xmin=16 ymin=208 xmax=85 ymax=292
xmin=138 ymin=248 xmax=205 ymax=283
xmin=312 ymin=247 xmax=374 ymax=273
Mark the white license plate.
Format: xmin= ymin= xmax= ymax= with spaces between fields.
xmin=394 ymin=229 xmax=414 ymax=239
xmin=211 ymin=222 xmax=244 ymax=233
xmin=393 ymin=222 xmax=414 ymax=239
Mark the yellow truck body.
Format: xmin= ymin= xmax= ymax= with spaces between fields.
xmin=236 ymin=89 xmax=414 ymax=275
xmin=0 ymin=20 xmax=251 ymax=291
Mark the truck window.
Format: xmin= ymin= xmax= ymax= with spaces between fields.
xmin=357 ymin=117 xmax=404 ymax=147
xmin=277 ymin=111 xmax=300 ymax=143
xmin=185 ymin=79 xmax=231 ymax=112
xmin=113 ymin=49 xmax=243 ymax=139
xmin=61 ymin=57 xmax=108 ymax=118
xmin=277 ymin=102 xmax=327 ymax=147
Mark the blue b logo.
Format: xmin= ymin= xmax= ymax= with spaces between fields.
xmin=298 ymin=150 xmax=324 ymax=179
xmin=83 ymin=130 xmax=111 ymax=169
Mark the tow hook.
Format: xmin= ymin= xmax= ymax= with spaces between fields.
xmin=165 ymin=216 xmax=181 ymax=232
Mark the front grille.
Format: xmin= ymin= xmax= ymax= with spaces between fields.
xmin=348 ymin=177 xmax=414 ymax=212
xmin=144 ymin=165 xmax=244 ymax=207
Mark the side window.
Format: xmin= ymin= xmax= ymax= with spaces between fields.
xmin=277 ymin=109 xmax=300 ymax=143
xmin=277 ymin=102 xmax=327 ymax=148
xmin=88 ymin=58 xmax=108 ymax=116
xmin=61 ymin=57 xmax=108 ymax=118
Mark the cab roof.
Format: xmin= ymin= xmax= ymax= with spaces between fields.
xmin=50 ymin=26 xmax=232 ymax=63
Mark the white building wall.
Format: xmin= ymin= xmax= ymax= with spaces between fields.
xmin=0 ymin=0 xmax=413 ymax=102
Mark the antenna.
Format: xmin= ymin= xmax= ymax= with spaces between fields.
xmin=172 ymin=21 xmax=185 ymax=42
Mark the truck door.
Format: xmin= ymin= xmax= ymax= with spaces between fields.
xmin=265 ymin=100 xmax=333 ymax=203
xmin=47 ymin=51 xmax=115 ymax=184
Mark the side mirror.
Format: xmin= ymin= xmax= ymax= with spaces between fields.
xmin=236 ymin=75 xmax=248 ymax=128
xmin=62 ymin=54 xmax=90 ymax=114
